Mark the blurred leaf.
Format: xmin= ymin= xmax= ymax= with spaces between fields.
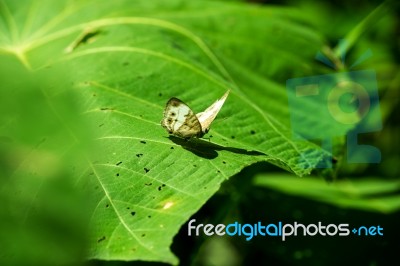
xmin=332 ymin=1 xmax=391 ymax=60
xmin=0 ymin=56 xmax=90 ymax=265
xmin=0 ymin=0 xmax=362 ymax=264
xmin=254 ymin=174 xmax=400 ymax=213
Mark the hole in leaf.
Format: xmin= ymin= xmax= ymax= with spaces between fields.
xmin=67 ymin=29 xmax=102 ymax=52
xmin=116 ymin=161 xmax=122 ymax=166
xmin=131 ymin=211 xmax=136 ymax=216
xmin=136 ymin=153 xmax=143 ymax=158
xmin=116 ymin=173 xmax=119 ymax=177
xmin=100 ymin=107 xmax=114 ymax=111
xmin=144 ymin=168 xmax=150 ymax=173
xmin=250 ymin=130 xmax=256 ymax=135
xmin=140 ymin=140 xmax=146 ymax=144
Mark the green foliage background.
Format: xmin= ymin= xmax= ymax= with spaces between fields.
xmin=0 ymin=0 xmax=398 ymax=265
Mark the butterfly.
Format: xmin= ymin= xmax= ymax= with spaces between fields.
xmin=161 ymin=90 xmax=230 ymax=139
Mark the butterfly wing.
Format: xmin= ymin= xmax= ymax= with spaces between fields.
xmin=196 ymin=90 xmax=230 ymax=134
xmin=161 ymin=98 xmax=203 ymax=138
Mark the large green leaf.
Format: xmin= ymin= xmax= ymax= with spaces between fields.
xmin=0 ymin=0 xmax=349 ymax=264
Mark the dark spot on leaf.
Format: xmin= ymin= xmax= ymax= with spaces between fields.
xmin=92 ymin=93 xmax=96 ymax=97
xmin=140 ymin=140 xmax=146 ymax=144
xmin=172 ymin=41 xmax=183 ymax=50
xmin=131 ymin=211 xmax=136 ymax=216
xmin=116 ymin=161 xmax=122 ymax=166
xmin=105 ymin=204 xmax=109 ymax=208
xmin=171 ymin=112 xmax=176 ymax=116
xmin=209 ymin=135 xmax=213 ymax=138
xmin=127 ymin=207 xmax=130 ymax=210
xmin=99 ymin=123 xmax=104 ymax=127
xmin=193 ymin=164 xmax=197 ymax=167
xmin=116 ymin=173 xmax=119 ymax=177
xmin=89 ymin=172 xmax=94 ymax=176
xmin=95 ymin=186 xmax=99 ymax=190
xmin=70 ymin=29 xmax=102 ymax=52
xmin=136 ymin=153 xmax=143 ymax=158
xmin=162 ymin=184 xmax=166 ymax=187
xmin=145 ymin=182 xmax=152 ymax=186
xmin=139 ymin=114 xmax=143 ymax=117
xmin=204 ymin=186 xmax=207 ymax=189
xmin=148 ymin=215 xmax=151 ymax=218
xmin=222 ymin=161 xmax=226 ymax=164
xmin=250 ymin=130 xmax=256 ymax=135
xmin=158 ymin=93 xmax=162 ymax=96
xmin=217 ymin=170 xmax=221 ymax=173
xmin=158 ymin=186 xmax=162 ymax=191
xmin=123 ymin=61 xmax=129 ymax=66
xmin=100 ymin=107 xmax=114 ymax=111
xmin=231 ymin=136 xmax=235 ymax=139
xmin=170 ymin=146 xmax=174 ymax=149
xmin=152 ymin=196 xmax=156 ymax=199
xmin=167 ymin=118 xmax=172 ymax=123
xmin=144 ymin=168 xmax=150 ymax=173
xmin=141 ymin=234 xmax=146 ymax=237
xmin=97 ymin=236 xmax=106 ymax=243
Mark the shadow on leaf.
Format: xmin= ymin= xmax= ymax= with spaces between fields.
xmin=167 ymin=136 xmax=266 ymax=159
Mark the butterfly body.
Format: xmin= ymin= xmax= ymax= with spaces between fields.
xmin=161 ymin=90 xmax=230 ymax=139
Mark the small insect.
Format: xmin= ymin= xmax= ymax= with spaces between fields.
xmin=161 ymin=90 xmax=230 ymax=139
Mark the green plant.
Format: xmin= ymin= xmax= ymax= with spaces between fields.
xmin=1 ymin=0 xmax=398 ymax=265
